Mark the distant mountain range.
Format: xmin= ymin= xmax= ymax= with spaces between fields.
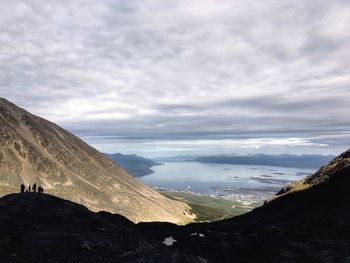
xmin=104 ymin=153 xmax=160 ymax=177
xmin=0 ymin=98 xmax=193 ymax=224
xmin=156 ymin=154 xmax=335 ymax=169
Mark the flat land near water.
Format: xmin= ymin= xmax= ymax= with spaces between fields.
xmin=160 ymin=191 xmax=260 ymax=222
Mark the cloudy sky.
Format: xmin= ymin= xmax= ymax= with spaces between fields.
xmin=0 ymin=0 xmax=349 ymax=157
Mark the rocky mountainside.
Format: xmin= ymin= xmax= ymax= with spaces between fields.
xmin=0 ymin=98 xmax=194 ymax=224
xmin=275 ymin=148 xmax=350 ymax=197
xmin=1 ymin=149 xmax=349 ymax=262
xmin=304 ymin=148 xmax=350 ymax=185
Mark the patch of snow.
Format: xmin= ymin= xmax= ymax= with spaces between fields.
xmin=162 ymin=236 xmax=177 ymax=246
xmin=199 ymin=233 xmax=205 ymax=237
xmin=190 ymin=233 xmax=198 ymax=236
xmin=81 ymin=241 xmax=91 ymax=250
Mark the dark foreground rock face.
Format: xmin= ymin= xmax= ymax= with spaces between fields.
xmin=0 ymin=193 xmax=205 ymax=263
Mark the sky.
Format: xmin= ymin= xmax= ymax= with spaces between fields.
xmin=0 ymin=0 xmax=349 ymax=157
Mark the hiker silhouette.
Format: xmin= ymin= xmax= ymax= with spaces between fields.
xmin=37 ymin=186 xmax=44 ymax=194
xmin=20 ymin=184 xmax=25 ymax=193
xmin=32 ymin=183 xmax=37 ymax=193
xmin=28 ymin=185 xmax=31 ymax=192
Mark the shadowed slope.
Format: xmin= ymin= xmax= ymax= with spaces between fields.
xmin=274 ymin=148 xmax=350 ymax=197
xmin=0 ymin=193 xmax=204 ymax=263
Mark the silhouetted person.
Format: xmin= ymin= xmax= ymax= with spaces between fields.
xmin=32 ymin=183 xmax=37 ymax=193
xmin=28 ymin=185 xmax=31 ymax=192
xmin=37 ymin=186 xmax=44 ymax=194
xmin=20 ymin=184 xmax=25 ymax=193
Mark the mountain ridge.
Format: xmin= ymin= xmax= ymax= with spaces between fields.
xmin=274 ymin=148 xmax=350 ymax=197
xmin=157 ymin=154 xmax=335 ymax=169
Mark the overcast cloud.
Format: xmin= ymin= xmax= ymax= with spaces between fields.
xmin=0 ymin=0 xmax=349 ymax=156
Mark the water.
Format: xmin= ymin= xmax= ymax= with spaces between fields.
xmin=139 ymin=162 xmax=316 ymax=203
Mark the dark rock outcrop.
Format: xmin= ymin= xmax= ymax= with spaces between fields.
xmin=0 ymin=193 xmax=205 ymax=263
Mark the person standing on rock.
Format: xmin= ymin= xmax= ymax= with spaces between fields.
xmin=39 ymin=186 xmax=44 ymax=194
xmin=28 ymin=185 xmax=31 ymax=192
xmin=20 ymin=184 xmax=25 ymax=193
xmin=32 ymin=183 xmax=37 ymax=193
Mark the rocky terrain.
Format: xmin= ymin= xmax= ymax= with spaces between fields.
xmin=275 ymin=148 xmax=350 ymax=197
xmin=0 ymin=98 xmax=194 ymax=224
xmin=0 ymin=193 xmax=204 ymax=263
xmin=0 ymin=148 xmax=349 ymax=262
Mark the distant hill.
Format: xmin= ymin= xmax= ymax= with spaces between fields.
xmin=104 ymin=153 xmax=159 ymax=177
xmin=160 ymin=154 xmax=335 ymax=169
xmin=0 ymin=97 xmax=194 ymax=224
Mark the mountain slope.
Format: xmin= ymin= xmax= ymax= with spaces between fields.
xmin=274 ymin=148 xmax=350 ymax=197
xmin=0 ymin=98 xmax=194 ymax=224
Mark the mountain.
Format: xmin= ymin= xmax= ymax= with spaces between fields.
xmin=187 ymin=154 xmax=335 ymax=169
xmin=0 ymin=98 xmax=194 ymax=224
xmin=104 ymin=153 xmax=159 ymax=177
xmin=275 ymin=148 xmax=350 ymax=197
xmin=1 ymin=148 xmax=350 ymax=262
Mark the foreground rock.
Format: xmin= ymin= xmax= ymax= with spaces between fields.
xmin=0 ymin=193 xmax=204 ymax=263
